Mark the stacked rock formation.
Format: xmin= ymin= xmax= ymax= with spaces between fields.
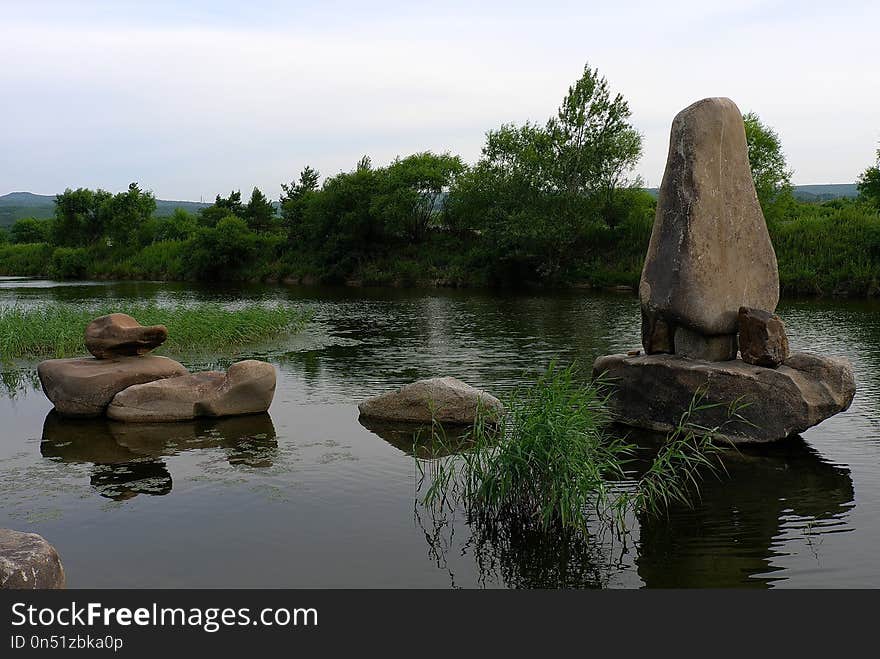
xmin=38 ymin=313 xmax=276 ymax=422
xmin=593 ymin=97 xmax=855 ymax=444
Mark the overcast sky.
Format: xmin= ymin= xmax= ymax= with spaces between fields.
xmin=2 ymin=0 xmax=877 ymax=201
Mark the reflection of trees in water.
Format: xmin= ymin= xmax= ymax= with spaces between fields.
xmin=41 ymin=412 xmax=278 ymax=500
xmin=635 ymin=435 xmax=854 ymax=588
xmin=278 ymin=292 xmax=640 ymax=398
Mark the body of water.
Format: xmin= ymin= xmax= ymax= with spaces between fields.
xmin=1 ymin=279 xmax=878 ymax=587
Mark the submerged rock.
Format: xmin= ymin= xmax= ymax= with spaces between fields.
xmin=38 ymin=355 xmax=188 ymax=417
xmin=592 ymin=352 xmax=855 ymax=444
xmin=738 ymin=306 xmax=790 ymax=367
xmin=0 ymin=528 xmax=66 ymax=589
xmin=85 ymin=313 xmax=168 ymax=359
xmin=107 ymin=360 xmax=276 ymax=422
xmin=358 ymin=377 xmax=504 ymax=424
xmin=640 ymin=97 xmax=779 ymax=357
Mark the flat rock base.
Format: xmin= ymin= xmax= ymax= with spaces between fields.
xmin=592 ymin=352 xmax=855 ymax=444
xmin=0 ymin=529 xmax=65 ymax=589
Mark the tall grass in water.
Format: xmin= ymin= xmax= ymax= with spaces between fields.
xmin=417 ymin=363 xmax=741 ymax=533
xmin=0 ymin=303 xmax=313 ymax=360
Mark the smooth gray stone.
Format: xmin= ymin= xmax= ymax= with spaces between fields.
xmin=592 ymin=352 xmax=855 ymax=444
xmin=358 ymin=377 xmax=504 ymax=424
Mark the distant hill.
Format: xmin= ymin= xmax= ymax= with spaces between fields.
xmin=645 ymin=183 xmax=859 ymax=202
xmin=0 ymin=192 xmax=211 ymax=228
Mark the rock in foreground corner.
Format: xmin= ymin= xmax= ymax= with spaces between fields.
xmin=358 ymin=377 xmax=504 ymax=424
xmin=0 ymin=528 xmax=66 ymax=589
xmin=592 ymin=352 xmax=855 ymax=444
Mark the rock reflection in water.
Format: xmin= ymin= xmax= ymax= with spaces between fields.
xmin=635 ymin=433 xmax=854 ymax=587
xmin=357 ymin=416 xmax=478 ymax=459
xmin=41 ymin=412 xmax=278 ymax=500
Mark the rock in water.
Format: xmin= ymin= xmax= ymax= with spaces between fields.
xmin=195 ymin=360 xmax=276 ymax=418
xmin=738 ymin=306 xmax=790 ymax=367
xmin=85 ymin=313 xmax=168 ymax=359
xmin=107 ymin=360 xmax=276 ymax=422
xmin=358 ymin=377 xmax=504 ymax=424
xmin=0 ymin=529 xmax=66 ymax=589
xmin=107 ymin=371 xmax=227 ymax=422
xmin=592 ymin=352 xmax=855 ymax=444
xmin=640 ymin=97 xmax=779 ymax=359
xmin=38 ymin=356 xmax=188 ymax=417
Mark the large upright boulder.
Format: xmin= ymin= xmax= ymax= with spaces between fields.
xmin=640 ymin=97 xmax=779 ymax=360
xmin=38 ymin=355 xmax=188 ymax=417
xmin=85 ymin=313 xmax=168 ymax=359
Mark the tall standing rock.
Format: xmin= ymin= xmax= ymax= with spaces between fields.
xmin=640 ymin=97 xmax=779 ymax=360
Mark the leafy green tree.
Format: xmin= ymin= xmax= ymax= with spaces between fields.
xmin=53 ymin=187 xmax=112 ymax=247
xmin=244 ymin=187 xmax=277 ymax=232
xmin=743 ymin=112 xmax=793 ymax=219
xmin=548 ymin=63 xmax=643 ymax=226
xmin=103 ymin=182 xmax=156 ymax=247
xmin=298 ymin=160 xmax=384 ymax=275
xmin=857 ymin=148 xmax=880 ymax=208
xmin=371 ymin=152 xmax=465 ymax=240
xmin=447 ymin=63 xmax=643 ymax=282
xmin=186 ymin=214 xmax=261 ymax=279
xmin=10 ymin=217 xmax=52 ymax=244
xmin=155 ymin=208 xmax=198 ymax=242
xmin=280 ymin=166 xmax=321 ymax=238
xmin=199 ymin=190 xmax=244 ymax=227
xmin=0 ymin=227 xmax=9 ymax=244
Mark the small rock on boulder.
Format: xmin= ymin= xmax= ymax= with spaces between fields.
xmin=85 ymin=313 xmax=168 ymax=359
xmin=592 ymin=352 xmax=855 ymax=444
xmin=358 ymin=377 xmax=504 ymax=424
xmin=38 ymin=355 xmax=188 ymax=417
xmin=107 ymin=360 xmax=276 ymax=422
xmin=738 ymin=306 xmax=790 ymax=367
xmin=0 ymin=529 xmax=66 ymax=589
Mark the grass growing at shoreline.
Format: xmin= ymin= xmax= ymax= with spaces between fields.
xmin=0 ymin=303 xmax=313 ymax=360
xmin=417 ymin=364 xmax=737 ymax=533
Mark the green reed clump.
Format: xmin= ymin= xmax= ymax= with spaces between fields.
xmin=0 ymin=302 xmax=313 ymax=360
xmin=418 ymin=363 xmax=737 ymax=533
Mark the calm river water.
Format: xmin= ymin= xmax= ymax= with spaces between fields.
xmin=1 ymin=278 xmax=878 ymax=588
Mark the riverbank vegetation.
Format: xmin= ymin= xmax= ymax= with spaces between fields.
xmin=0 ymin=303 xmax=312 ymax=360
xmin=416 ymin=364 xmax=733 ymax=532
xmin=1 ymin=63 xmax=878 ymax=296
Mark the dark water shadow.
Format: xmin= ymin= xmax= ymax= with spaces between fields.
xmin=41 ymin=412 xmax=278 ymax=501
xmin=632 ymin=431 xmax=855 ymax=588
xmin=357 ymin=416 xmax=478 ymax=459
